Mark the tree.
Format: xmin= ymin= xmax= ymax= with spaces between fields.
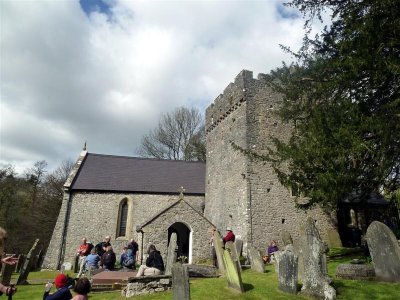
xmin=138 ymin=106 xmax=206 ymax=161
xmin=259 ymin=0 xmax=399 ymax=210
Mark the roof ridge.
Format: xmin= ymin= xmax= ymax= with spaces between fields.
xmin=86 ymin=152 xmax=205 ymax=164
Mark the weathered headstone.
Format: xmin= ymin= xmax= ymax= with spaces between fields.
xmin=222 ymin=249 xmax=244 ymax=292
xmin=278 ymin=248 xmax=298 ymax=294
xmin=247 ymin=244 xmax=264 ymax=273
xmin=327 ymin=229 xmax=342 ymax=248
xmin=300 ymin=218 xmax=336 ymax=300
xmin=280 ymin=230 xmax=293 ymax=247
xmin=235 ymin=239 xmax=243 ymax=257
xmin=366 ymin=221 xmax=400 ymax=282
xmin=1 ymin=263 xmax=14 ymax=286
xmin=213 ymin=231 xmax=225 ymax=275
xmin=165 ymin=232 xmax=178 ymax=275
xmin=62 ymin=262 xmax=72 ymax=271
xmin=274 ymin=250 xmax=283 ymax=273
xmin=73 ymin=254 xmax=79 ymax=273
xmin=172 ymin=263 xmax=190 ymax=300
xmin=15 ymin=254 xmax=25 ymax=273
xmin=336 ymin=264 xmax=375 ymax=280
xmin=225 ymin=241 xmax=241 ymax=270
xmin=17 ymin=239 xmax=40 ymax=285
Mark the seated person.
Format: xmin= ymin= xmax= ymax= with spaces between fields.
xmin=43 ymin=273 xmax=73 ymax=300
xmin=264 ymin=240 xmax=279 ymax=263
xmin=222 ymin=227 xmax=235 ymax=247
xmin=101 ymin=246 xmax=116 ymax=270
xmin=85 ymin=248 xmax=100 ymax=270
xmin=136 ymin=244 xmax=164 ymax=277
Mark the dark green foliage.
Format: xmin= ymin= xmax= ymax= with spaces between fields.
xmin=263 ymin=0 xmax=400 ymax=210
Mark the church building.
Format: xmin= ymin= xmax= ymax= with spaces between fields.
xmin=43 ymin=70 xmax=340 ymax=270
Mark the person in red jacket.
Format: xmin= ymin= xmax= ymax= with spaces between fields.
xmin=76 ymin=238 xmax=91 ymax=278
xmin=222 ymin=227 xmax=235 ymax=247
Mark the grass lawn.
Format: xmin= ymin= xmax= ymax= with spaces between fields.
xmin=11 ymin=257 xmax=400 ymax=299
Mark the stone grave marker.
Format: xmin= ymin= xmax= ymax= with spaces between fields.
xmin=247 ymin=244 xmax=265 ymax=273
xmin=213 ymin=231 xmax=225 ymax=275
xmin=278 ymin=248 xmax=298 ymax=294
xmin=62 ymin=262 xmax=72 ymax=271
xmin=225 ymin=241 xmax=241 ymax=270
xmin=15 ymin=254 xmax=25 ymax=273
xmin=172 ymin=263 xmax=190 ymax=300
xmin=73 ymin=254 xmax=79 ymax=273
xmin=1 ymin=262 xmax=14 ymax=286
xmin=300 ymin=217 xmax=336 ymax=300
xmin=17 ymin=238 xmax=40 ymax=285
xmin=280 ymin=230 xmax=293 ymax=247
xmin=327 ymin=229 xmax=342 ymax=248
xmin=165 ymin=232 xmax=178 ymax=275
xmin=222 ymin=249 xmax=244 ymax=292
xmin=366 ymin=221 xmax=400 ymax=282
xmin=235 ymin=239 xmax=243 ymax=257
xmin=336 ymin=264 xmax=375 ymax=280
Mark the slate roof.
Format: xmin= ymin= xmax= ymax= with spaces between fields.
xmin=70 ymin=153 xmax=205 ymax=194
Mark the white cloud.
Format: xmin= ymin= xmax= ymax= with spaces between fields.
xmin=0 ymin=0 xmax=324 ymax=174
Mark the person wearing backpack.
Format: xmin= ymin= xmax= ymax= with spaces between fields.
xmin=127 ymin=239 xmax=139 ymax=270
xmin=136 ymin=244 xmax=164 ymax=276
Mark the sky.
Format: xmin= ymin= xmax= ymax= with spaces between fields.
xmin=1 ymin=0 xmax=316 ymax=174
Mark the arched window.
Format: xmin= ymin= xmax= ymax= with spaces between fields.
xmin=118 ymin=200 xmax=128 ymax=237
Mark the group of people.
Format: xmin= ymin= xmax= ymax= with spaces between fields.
xmin=76 ymin=236 xmax=139 ymax=277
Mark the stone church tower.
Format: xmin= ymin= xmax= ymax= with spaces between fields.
xmin=204 ymin=70 xmax=337 ymax=251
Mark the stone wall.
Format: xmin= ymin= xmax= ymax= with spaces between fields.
xmin=43 ymin=191 xmax=204 ymax=269
xmin=205 ymin=70 xmax=337 ymax=255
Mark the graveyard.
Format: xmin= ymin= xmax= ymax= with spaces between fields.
xmin=3 ymin=220 xmax=400 ymax=300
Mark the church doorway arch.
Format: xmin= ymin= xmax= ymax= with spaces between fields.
xmin=168 ymin=222 xmax=192 ymax=264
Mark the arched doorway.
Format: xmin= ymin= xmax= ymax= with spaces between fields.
xmin=168 ymin=222 xmax=192 ymax=263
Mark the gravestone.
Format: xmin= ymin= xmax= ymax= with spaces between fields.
xmin=17 ymin=239 xmax=40 ymax=285
xmin=300 ymin=218 xmax=336 ymax=300
xmin=366 ymin=221 xmax=400 ymax=282
xmin=172 ymin=263 xmax=190 ymax=300
xmin=62 ymin=262 xmax=72 ymax=271
xmin=222 ymin=249 xmax=244 ymax=292
xmin=73 ymin=254 xmax=79 ymax=273
xmin=235 ymin=239 xmax=243 ymax=257
xmin=1 ymin=263 xmax=14 ymax=286
xmin=336 ymin=264 xmax=375 ymax=280
xmin=15 ymin=254 xmax=25 ymax=273
xmin=247 ymin=244 xmax=264 ymax=273
xmin=280 ymin=230 xmax=293 ymax=247
xmin=213 ymin=231 xmax=225 ymax=275
xmin=225 ymin=241 xmax=241 ymax=270
xmin=327 ymin=229 xmax=342 ymax=248
xmin=165 ymin=232 xmax=178 ymax=275
xmin=278 ymin=248 xmax=298 ymax=294
xmin=274 ymin=251 xmax=283 ymax=273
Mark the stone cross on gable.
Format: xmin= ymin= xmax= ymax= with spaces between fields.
xmin=179 ymin=186 xmax=185 ymax=200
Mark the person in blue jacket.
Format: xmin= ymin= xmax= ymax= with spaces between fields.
xmin=43 ymin=273 xmax=72 ymax=300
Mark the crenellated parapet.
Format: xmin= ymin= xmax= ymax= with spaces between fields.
xmin=205 ymin=70 xmax=269 ymax=133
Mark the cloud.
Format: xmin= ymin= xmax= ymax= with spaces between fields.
xmin=0 ymin=0 xmax=317 ymax=174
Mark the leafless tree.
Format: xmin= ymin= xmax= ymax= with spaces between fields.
xmin=138 ymin=107 xmax=206 ymax=161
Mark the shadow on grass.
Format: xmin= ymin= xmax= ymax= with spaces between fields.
xmin=243 ymin=282 xmax=254 ymax=291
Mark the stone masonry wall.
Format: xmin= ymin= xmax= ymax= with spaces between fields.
xmin=141 ymin=200 xmax=214 ymax=264
xmin=205 ymin=70 xmax=337 ymax=255
xmin=44 ymin=191 xmax=204 ymax=269
xmin=204 ymin=70 xmax=250 ymax=245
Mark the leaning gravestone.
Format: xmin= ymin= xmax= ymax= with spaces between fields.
xmin=172 ymin=263 xmax=190 ymax=300
xmin=17 ymin=239 xmax=40 ymax=285
xmin=15 ymin=254 xmax=25 ymax=273
xmin=1 ymin=262 xmax=14 ymax=286
xmin=222 ymin=248 xmax=244 ymax=292
xmin=165 ymin=232 xmax=178 ymax=275
xmin=247 ymin=244 xmax=264 ymax=273
xmin=213 ymin=231 xmax=225 ymax=275
xmin=366 ymin=221 xmax=400 ymax=282
xmin=278 ymin=248 xmax=298 ymax=294
xmin=225 ymin=241 xmax=241 ymax=270
xmin=300 ymin=218 xmax=336 ymax=300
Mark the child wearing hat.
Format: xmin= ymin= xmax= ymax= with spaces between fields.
xmin=43 ymin=273 xmax=73 ymax=300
